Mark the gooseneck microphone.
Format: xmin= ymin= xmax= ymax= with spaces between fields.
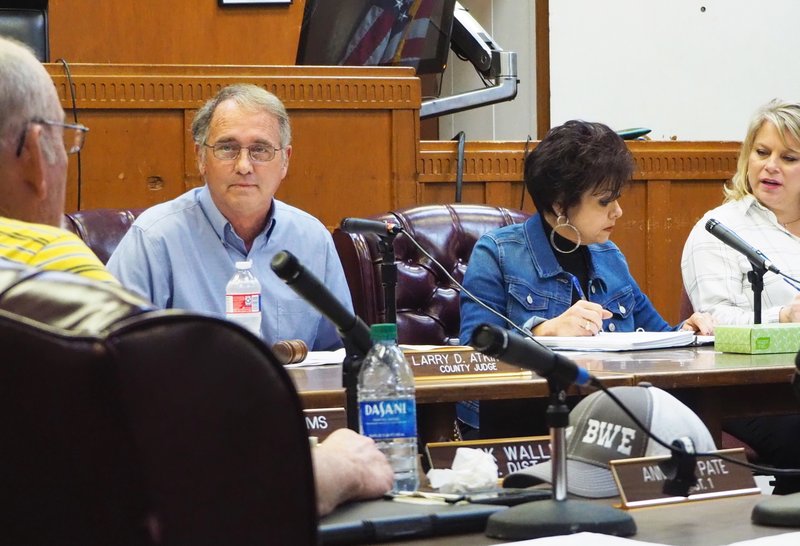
xmin=270 ymin=250 xmax=372 ymax=357
xmin=705 ymin=218 xmax=780 ymax=274
xmin=340 ymin=217 xmax=402 ymax=237
xmin=470 ymin=323 xmax=594 ymax=387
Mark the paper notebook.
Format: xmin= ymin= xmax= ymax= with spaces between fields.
xmin=534 ymin=331 xmax=696 ymax=352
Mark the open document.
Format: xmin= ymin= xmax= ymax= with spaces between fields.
xmin=533 ymin=331 xmax=696 ymax=352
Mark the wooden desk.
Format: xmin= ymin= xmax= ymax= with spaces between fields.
xmin=382 ymin=494 xmax=797 ymax=545
xmin=289 ymin=347 xmax=798 ymax=443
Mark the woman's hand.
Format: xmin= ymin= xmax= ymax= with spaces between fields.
xmin=779 ymin=294 xmax=800 ymax=323
xmin=681 ymin=312 xmax=714 ymax=335
xmin=532 ymin=300 xmax=612 ymax=336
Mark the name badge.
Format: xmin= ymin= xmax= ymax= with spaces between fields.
xmin=610 ymin=448 xmax=760 ymax=508
xmin=303 ymin=407 xmax=346 ymax=441
xmin=426 ymin=436 xmax=551 ymax=478
xmin=403 ymin=346 xmax=530 ymax=380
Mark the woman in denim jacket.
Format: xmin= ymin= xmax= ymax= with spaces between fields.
xmin=455 ymin=120 xmax=713 ymax=437
xmin=460 ymin=120 xmax=713 ymax=345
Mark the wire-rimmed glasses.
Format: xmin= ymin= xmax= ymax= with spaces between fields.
xmin=203 ymin=141 xmax=283 ymax=163
xmin=15 ymin=118 xmax=89 ymax=157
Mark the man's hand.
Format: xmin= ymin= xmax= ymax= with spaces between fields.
xmin=312 ymin=428 xmax=394 ymax=516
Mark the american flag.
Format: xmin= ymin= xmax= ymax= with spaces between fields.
xmin=339 ymin=0 xmax=435 ymax=68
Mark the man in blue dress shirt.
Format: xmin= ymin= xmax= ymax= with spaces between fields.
xmin=108 ymin=84 xmax=351 ymax=350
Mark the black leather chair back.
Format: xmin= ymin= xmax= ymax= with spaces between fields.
xmin=0 ymin=263 xmax=318 ymax=546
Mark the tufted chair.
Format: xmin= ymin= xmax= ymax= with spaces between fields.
xmin=332 ymin=204 xmax=530 ymax=345
xmin=63 ymin=208 xmax=144 ymax=264
xmin=0 ymin=263 xmax=318 ymax=546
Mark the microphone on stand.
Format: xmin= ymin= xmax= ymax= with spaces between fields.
xmin=470 ymin=323 xmax=595 ymax=387
xmin=271 ymin=250 xmax=371 ymax=430
xmin=340 ymin=217 xmax=403 ymax=237
xmin=705 ymin=218 xmax=780 ymax=274
xmin=270 ymin=250 xmax=371 ymax=356
xmin=704 ymin=218 xmax=781 ymax=323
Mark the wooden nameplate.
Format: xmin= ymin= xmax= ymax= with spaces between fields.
xmin=426 ymin=436 xmax=551 ymax=478
xmin=403 ymin=346 xmax=531 ymax=381
xmin=610 ymin=448 xmax=760 ymax=509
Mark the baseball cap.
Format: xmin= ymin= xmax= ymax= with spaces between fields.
xmin=503 ymin=384 xmax=717 ymax=498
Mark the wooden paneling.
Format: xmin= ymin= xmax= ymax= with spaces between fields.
xmin=418 ymin=140 xmax=741 ymax=324
xmin=47 ymin=64 xmax=422 ymax=230
xmin=48 ymin=0 xmax=305 ymax=65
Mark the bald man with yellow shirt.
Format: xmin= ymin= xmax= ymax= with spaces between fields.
xmin=0 ymin=37 xmax=114 ymax=283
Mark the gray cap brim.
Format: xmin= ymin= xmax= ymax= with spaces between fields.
xmin=504 ymin=458 xmax=620 ymax=498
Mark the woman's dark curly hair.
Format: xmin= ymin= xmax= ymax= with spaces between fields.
xmin=525 ymin=120 xmax=634 ymax=215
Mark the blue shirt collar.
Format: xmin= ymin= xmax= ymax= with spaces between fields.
xmin=197 ymin=186 xmax=276 ymax=255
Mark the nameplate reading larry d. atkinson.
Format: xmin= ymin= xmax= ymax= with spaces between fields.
xmin=403 ymin=346 xmax=530 ymax=379
xmin=610 ymin=448 xmax=760 ymax=509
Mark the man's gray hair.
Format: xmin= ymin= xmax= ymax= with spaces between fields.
xmin=0 ymin=37 xmax=59 ymax=154
xmin=191 ymin=84 xmax=292 ymax=148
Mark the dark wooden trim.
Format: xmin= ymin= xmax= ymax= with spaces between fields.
xmin=535 ymin=0 xmax=550 ymax=138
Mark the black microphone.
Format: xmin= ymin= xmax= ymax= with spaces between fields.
xmin=470 ymin=323 xmax=593 ymax=387
xmin=340 ymin=217 xmax=402 ymax=236
xmin=705 ymin=218 xmax=780 ymax=274
xmin=270 ymin=250 xmax=372 ymax=357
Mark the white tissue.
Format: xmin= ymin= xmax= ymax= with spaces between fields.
xmin=426 ymin=447 xmax=499 ymax=493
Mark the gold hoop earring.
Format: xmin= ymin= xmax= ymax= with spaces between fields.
xmin=550 ymin=215 xmax=581 ymax=254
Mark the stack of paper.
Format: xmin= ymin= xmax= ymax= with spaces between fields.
xmin=534 ymin=331 xmax=696 ymax=352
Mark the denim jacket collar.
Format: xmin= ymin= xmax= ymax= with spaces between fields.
xmin=524 ymin=213 xmax=608 ymax=293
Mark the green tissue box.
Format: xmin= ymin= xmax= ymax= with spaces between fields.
xmin=715 ymin=323 xmax=800 ymax=354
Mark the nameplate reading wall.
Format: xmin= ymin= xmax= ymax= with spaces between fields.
xmin=426 ymin=436 xmax=551 ymax=478
xmin=610 ymin=448 xmax=760 ymax=509
xmin=404 ymin=347 xmax=530 ymax=380
xmin=303 ymin=408 xmax=346 ymax=442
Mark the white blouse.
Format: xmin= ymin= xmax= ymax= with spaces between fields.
xmin=681 ymin=194 xmax=800 ymax=325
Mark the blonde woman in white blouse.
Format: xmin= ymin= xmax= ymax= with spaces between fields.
xmin=682 ymin=99 xmax=800 ymax=325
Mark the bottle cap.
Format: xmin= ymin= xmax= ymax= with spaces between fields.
xmin=369 ymin=323 xmax=397 ymax=342
xmin=235 ymin=261 xmax=253 ymax=269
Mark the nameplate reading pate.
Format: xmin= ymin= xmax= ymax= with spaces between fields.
xmin=303 ymin=407 xmax=346 ymax=442
xmin=404 ymin=346 xmax=530 ymax=380
xmin=425 ymin=436 xmax=551 ymax=478
xmin=610 ymin=448 xmax=760 ymax=509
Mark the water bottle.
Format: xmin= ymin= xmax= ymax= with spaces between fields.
xmin=358 ymin=323 xmax=419 ymax=492
xmin=225 ymin=260 xmax=262 ymax=336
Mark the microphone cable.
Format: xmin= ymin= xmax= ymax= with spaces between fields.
xmin=519 ymin=134 xmax=532 ymax=210
xmin=394 ymin=223 xmax=537 ymax=342
xmin=55 ymin=58 xmax=84 ymax=210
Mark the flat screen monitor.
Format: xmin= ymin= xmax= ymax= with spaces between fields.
xmin=297 ymin=0 xmax=456 ymax=76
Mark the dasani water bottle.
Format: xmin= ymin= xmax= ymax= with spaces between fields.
xmin=358 ymin=323 xmax=419 ymax=492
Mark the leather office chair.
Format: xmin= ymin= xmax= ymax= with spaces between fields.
xmin=0 ymin=1 xmax=49 ymax=62
xmin=333 ymin=203 xmax=530 ymax=345
xmin=0 ymin=263 xmax=318 ymax=545
xmin=63 ymin=208 xmax=144 ymax=264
